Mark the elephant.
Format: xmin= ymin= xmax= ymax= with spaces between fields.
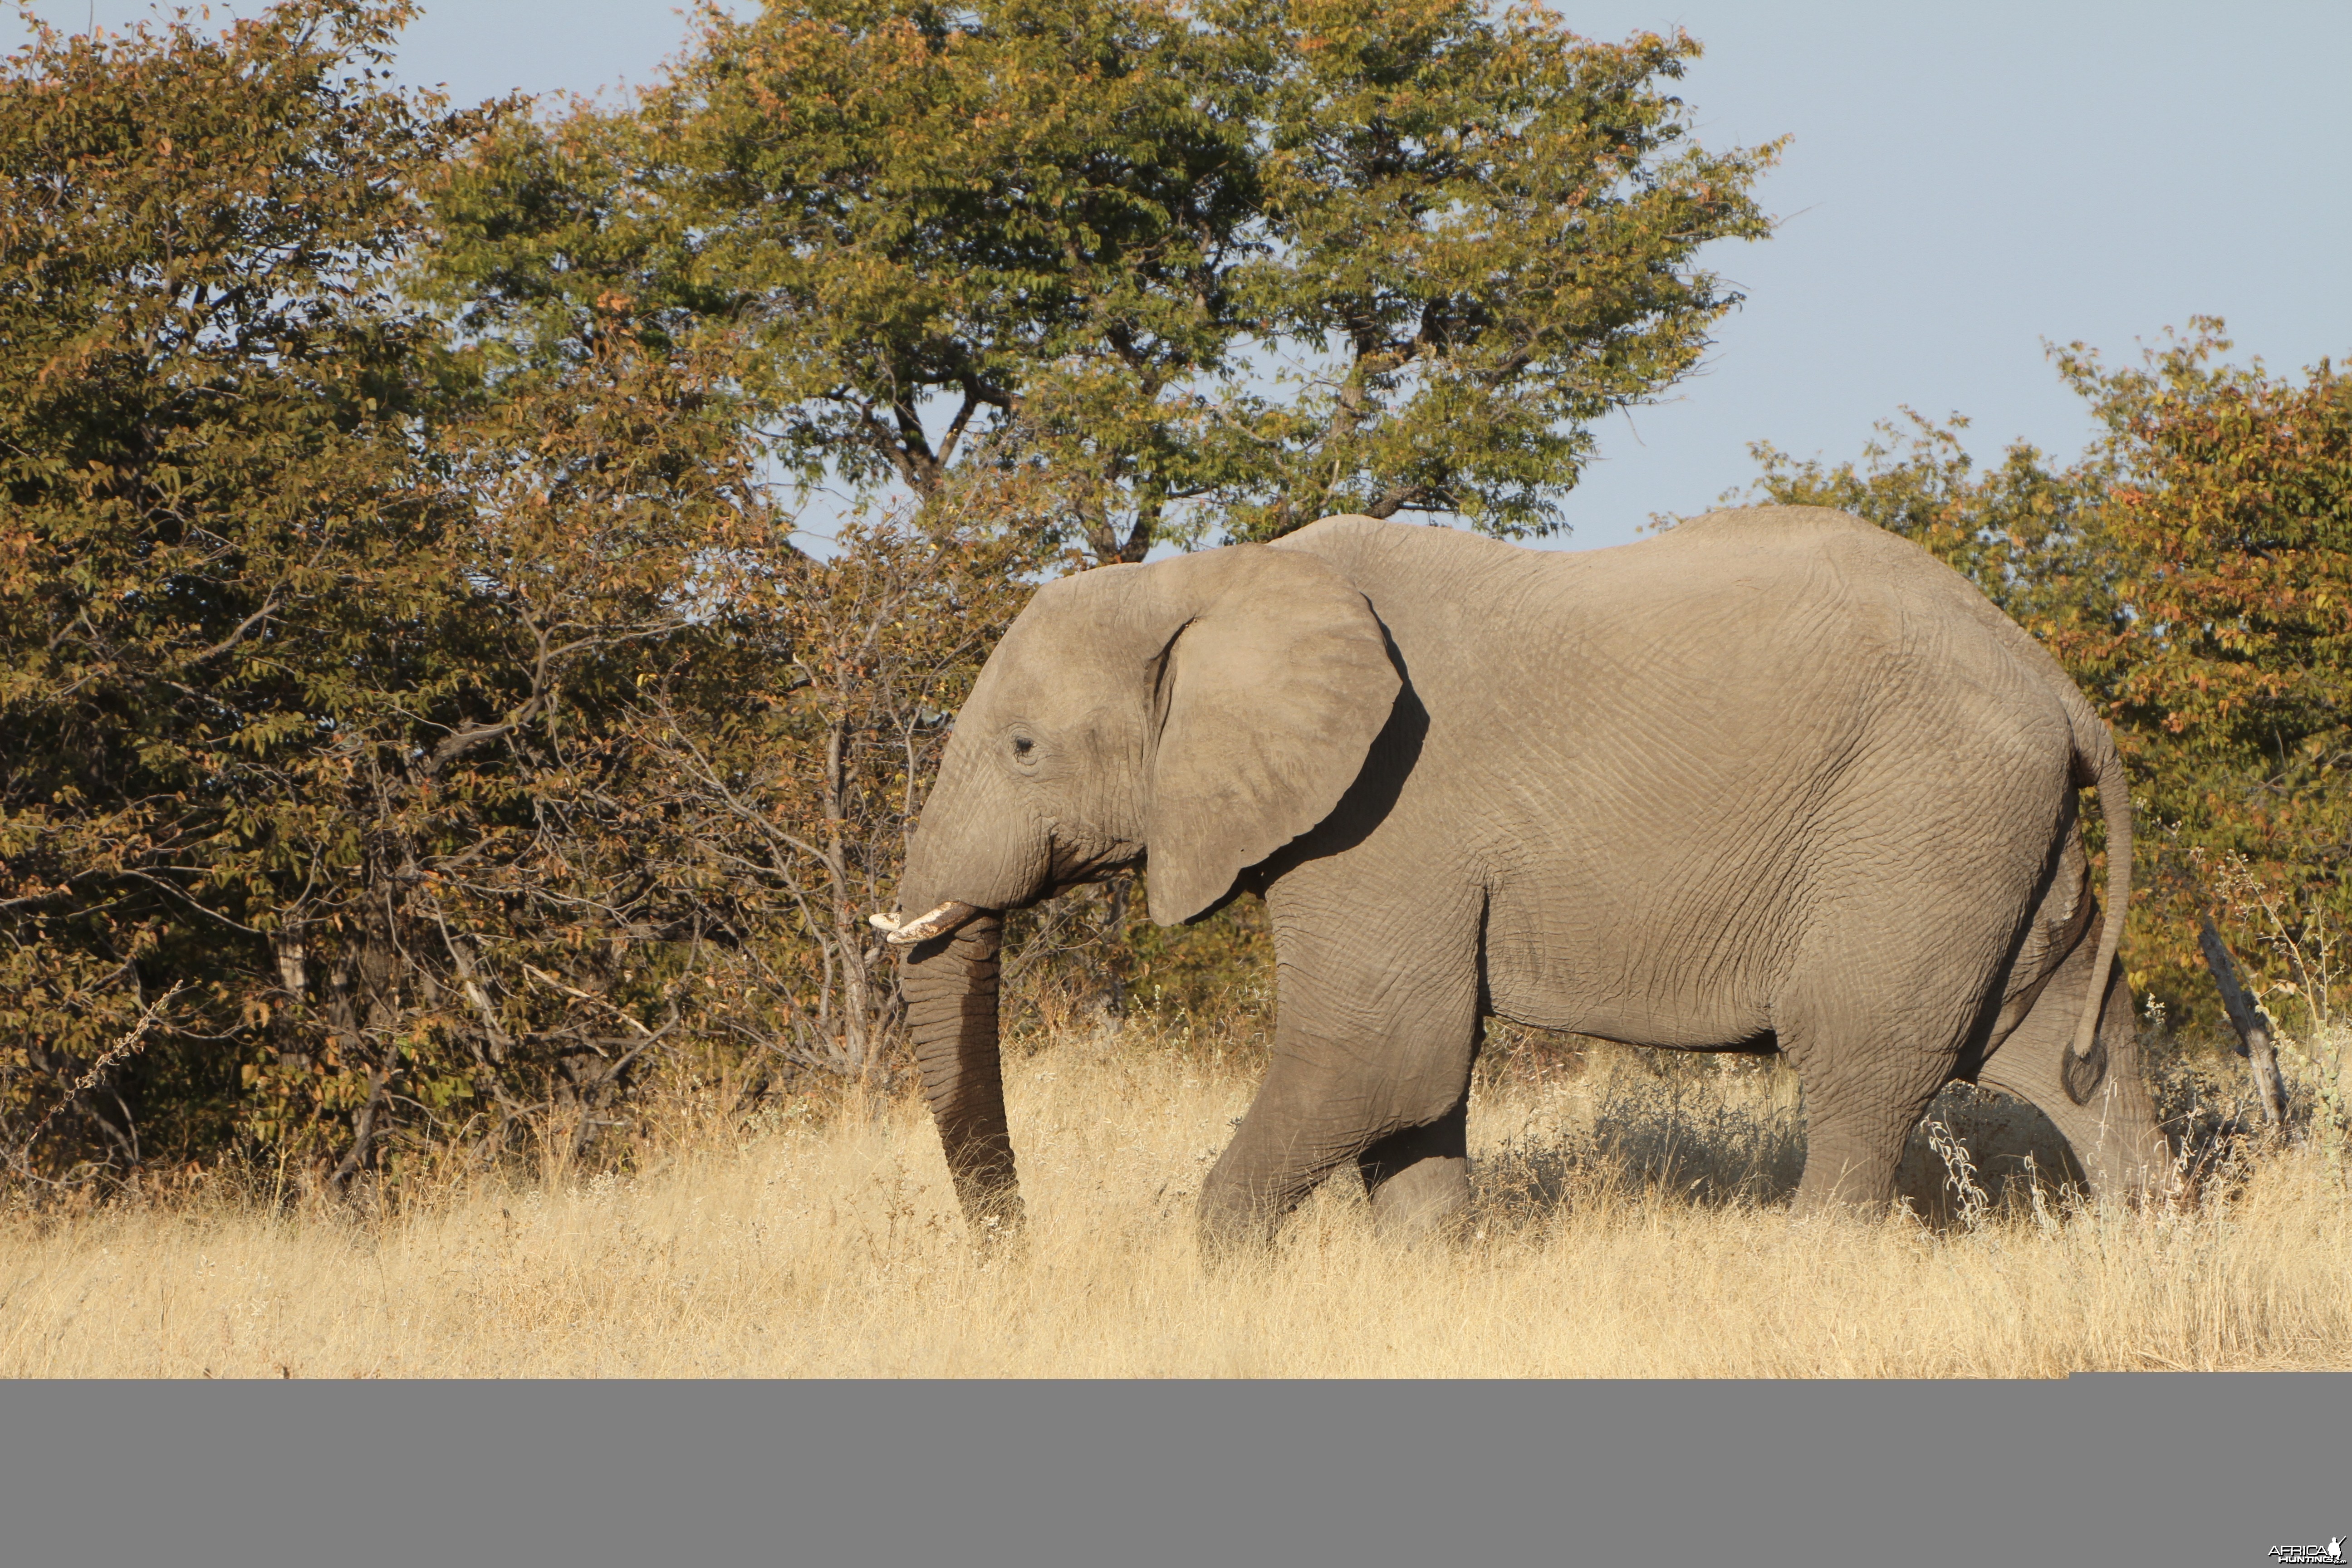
xmin=875 ymin=505 xmax=2172 ymax=1253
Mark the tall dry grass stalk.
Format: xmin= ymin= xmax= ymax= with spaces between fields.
xmin=4 ymin=1027 xmax=2347 ymax=1378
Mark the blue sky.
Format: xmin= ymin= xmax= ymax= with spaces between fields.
xmin=10 ymin=1 xmax=2349 ymax=550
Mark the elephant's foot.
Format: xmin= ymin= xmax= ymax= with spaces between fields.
xmin=1194 ymin=1145 xmax=1330 ymax=1267
xmin=945 ymin=1162 xmax=1027 ymax=1242
xmin=965 ymin=1197 xmax=1029 ymax=1264
xmin=2062 ymin=1122 xmax=2181 ymax=1210
xmin=1357 ymin=1109 xmax=1472 ymax=1242
xmin=1194 ymin=1191 xmax=1286 ymax=1271
xmin=1192 ymin=1159 xmax=1471 ymax=1265
xmin=1367 ymin=1155 xmax=1470 ymax=1241
xmin=1788 ymin=1136 xmax=1901 ymax=1220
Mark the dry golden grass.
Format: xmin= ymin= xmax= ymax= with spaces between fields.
xmin=5 ymin=1028 xmax=2348 ymax=1378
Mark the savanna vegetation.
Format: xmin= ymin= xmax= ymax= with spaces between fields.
xmin=3 ymin=0 xmax=1782 ymax=1194
xmin=7 ymin=1025 xmax=2348 ymax=1376
xmin=2 ymin=0 xmax=2347 ymax=1380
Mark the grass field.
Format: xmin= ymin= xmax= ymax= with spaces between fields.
xmin=4 ymin=1026 xmax=2347 ymax=1377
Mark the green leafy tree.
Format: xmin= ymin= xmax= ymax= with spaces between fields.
xmin=1205 ymin=0 xmax=1777 ymax=541
xmin=1 ymin=2 xmax=978 ymax=1190
xmin=430 ymin=0 xmax=1779 ymax=561
xmin=1 ymin=0 xmax=490 ymax=1180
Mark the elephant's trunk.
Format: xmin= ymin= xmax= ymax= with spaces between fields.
xmin=898 ymin=913 xmax=1024 ymax=1236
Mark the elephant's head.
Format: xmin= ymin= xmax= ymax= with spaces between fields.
xmin=882 ymin=540 xmax=1401 ymax=1234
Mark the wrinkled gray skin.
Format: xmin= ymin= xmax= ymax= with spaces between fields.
xmin=893 ymin=508 xmax=2171 ymax=1254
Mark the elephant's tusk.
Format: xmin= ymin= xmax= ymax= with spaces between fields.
xmin=870 ymin=901 xmax=980 ymax=946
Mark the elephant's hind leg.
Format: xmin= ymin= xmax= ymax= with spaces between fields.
xmin=1977 ymin=941 xmax=2170 ymax=1201
xmin=1777 ymin=970 xmax=1994 ymax=1218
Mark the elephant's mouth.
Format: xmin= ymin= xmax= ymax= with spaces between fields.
xmin=869 ymin=900 xmax=986 ymax=946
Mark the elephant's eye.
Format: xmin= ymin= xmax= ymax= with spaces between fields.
xmin=1011 ymin=735 xmax=1036 ymax=761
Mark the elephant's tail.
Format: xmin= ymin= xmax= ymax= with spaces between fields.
xmin=2067 ymin=701 xmax=2133 ymax=1087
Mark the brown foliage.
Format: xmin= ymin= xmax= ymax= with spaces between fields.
xmin=0 ymin=5 xmax=1044 ymax=1196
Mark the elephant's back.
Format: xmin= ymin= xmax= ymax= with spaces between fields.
xmin=1570 ymin=504 xmax=1988 ymax=627
xmin=1284 ymin=505 xmax=2016 ymax=658
xmin=1279 ymin=508 xmax=2078 ymax=760
xmin=1607 ymin=505 xmax=2052 ymax=662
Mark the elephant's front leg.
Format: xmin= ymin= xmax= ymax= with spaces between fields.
xmin=1196 ymin=907 xmax=1482 ymax=1259
xmin=1355 ymin=1093 xmax=1474 ymax=1240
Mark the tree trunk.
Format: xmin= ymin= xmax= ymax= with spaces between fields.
xmin=2200 ymin=917 xmax=2291 ymax=1127
xmin=323 ymin=899 xmax=405 ymax=1194
xmin=898 ymin=914 xmax=1023 ymax=1235
xmin=821 ymin=717 xmax=871 ymax=1074
xmin=1101 ymin=875 xmax=1129 ymax=1023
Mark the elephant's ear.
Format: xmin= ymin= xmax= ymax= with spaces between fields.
xmin=1143 ymin=546 xmax=1400 ymax=925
